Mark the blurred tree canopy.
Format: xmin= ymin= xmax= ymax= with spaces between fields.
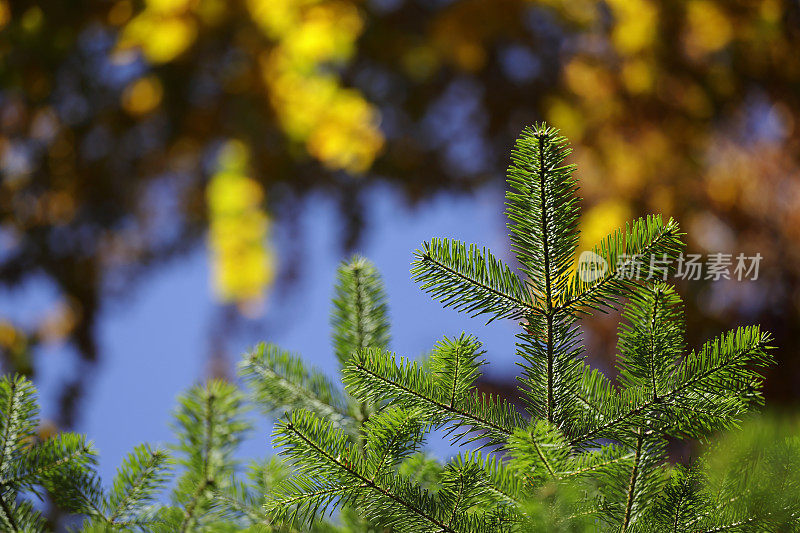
xmin=2 ymin=0 xmax=800 ymax=427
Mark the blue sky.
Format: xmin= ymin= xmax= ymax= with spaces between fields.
xmin=20 ymin=182 xmax=523 ymax=484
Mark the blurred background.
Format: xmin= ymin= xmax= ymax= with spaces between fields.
xmin=2 ymin=0 xmax=800 ymax=482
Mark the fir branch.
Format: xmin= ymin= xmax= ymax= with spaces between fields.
xmin=507 ymin=421 xmax=572 ymax=486
xmin=332 ymin=255 xmax=391 ymax=366
xmin=442 ymin=466 xmax=468 ymax=528
xmin=363 ymin=408 xmax=426 ymax=481
xmin=504 ymin=125 xmax=584 ymax=427
xmin=616 ymin=283 xmax=685 ymax=397
xmin=640 ymin=466 xmax=707 ymax=533
xmin=240 ymin=343 xmax=353 ymax=433
xmin=210 ymin=484 xmax=265 ymax=524
xmin=344 ymin=347 xmax=525 ymax=445
xmin=570 ymin=327 xmax=771 ymax=446
xmin=210 ymin=458 xmax=292 ymax=528
xmin=621 ymin=431 xmax=644 ymax=533
xmin=429 ymin=334 xmax=485 ymax=408
xmin=559 ymin=216 xmax=683 ymax=313
xmin=179 ymin=479 xmax=209 ymax=533
xmin=271 ymin=410 xmax=460 ymax=532
xmin=0 ymin=376 xmax=37 ymax=483
xmin=561 ymin=445 xmax=634 ymax=480
xmin=0 ymin=497 xmax=46 ymax=533
xmin=171 ymin=380 xmax=250 ymax=532
xmin=46 ymin=464 xmax=107 ymax=521
xmin=412 ymin=238 xmax=534 ymax=322
xmin=2 ymin=433 xmax=94 ymax=491
xmin=516 ymin=317 xmax=585 ymax=427
xmin=453 ymin=451 xmax=524 ymax=508
xmin=505 ymin=124 xmax=579 ymax=301
xmin=107 ymin=445 xmax=171 ymax=526
xmin=0 ymin=494 xmax=19 ymax=533
xmin=599 ymin=434 xmax=667 ymax=531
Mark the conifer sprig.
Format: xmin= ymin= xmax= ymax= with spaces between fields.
xmin=343 ymin=344 xmax=525 ymax=445
xmin=412 ymin=239 xmax=534 ymax=322
xmin=332 ymin=255 xmax=391 ymax=366
xmin=506 ymin=125 xmax=583 ymax=425
xmin=168 ymin=380 xmax=250 ymax=532
xmin=505 ymin=124 xmax=579 ymax=302
xmin=570 ymin=322 xmax=771 ymax=447
xmin=271 ymin=410 xmax=510 ymax=533
xmin=241 ymin=343 xmax=354 ymax=433
xmin=208 ymin=458 xmax=295 ymax=528
xmin=106 ymin=445 xmax=171 ymax=527
xmin=270 ymin=409 xmax=433 ymax=529
xmin=560 ymin=216 xmax=683 ymax=314
xmin=0 ymin=376 xmax=98 ymax=532
xmin=0 ymin=376 xmax=38 ymax=483
xmin=75 ymin=445 xmax=171 ymax=531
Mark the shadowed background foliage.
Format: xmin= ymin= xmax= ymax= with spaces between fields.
xmin=2 ymin=0 xmax=800 ymax=428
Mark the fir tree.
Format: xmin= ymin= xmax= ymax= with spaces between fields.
xmin=262 ymin=124 xmax=795 ymax=531
xmin=1 ymin=123 xmax=799 ymax=532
